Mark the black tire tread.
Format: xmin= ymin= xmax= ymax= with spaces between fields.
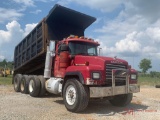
xmin=20 ymin=75 xmax=29 ymax=94
xmin=63 ymin=79 xmax=89 ymax=112
xmin=29 ymin=76 xmax=40 ymax=97
xmin=38 ymin=75 xmax=46 ymax=97
xmin=75 ymin=81 xmax=89 ymax=112
xmin=14 ymin=74 xmax=22 ymax=92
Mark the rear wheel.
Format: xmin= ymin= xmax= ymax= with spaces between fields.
xmin=38 ymin=75 xmax=46 ymax=97
xmin=63 ymin=79 xmax=89 ymax=112
xmin=28 ymin=76 xmax=40 ymax=97
xmin=14 ymin=74 xmax=22 ymax=92
xmin=20 ymin=75 xmax=29 ymax=94
xmin=109 ymin=93 xmax=133 ymax=107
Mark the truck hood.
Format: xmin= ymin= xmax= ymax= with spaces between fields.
xmin=74 ymin=55 xmax=128 ymax=68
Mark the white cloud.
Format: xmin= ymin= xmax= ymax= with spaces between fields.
xmin=146 ymin=27 xmax=160 ymax=43
xmin=36 ymin=0 xmax=55 ymax=2
xmin=13 ymin=0 xmax=35 ymax=7
xmin=0 ymin=21 xmax=37 ymax=61
xmin=58 ymin=0 xmax=160 ymax=60
xmin=86 ymin=0 xmax=160 ymax=61
xmin=0 ymin=21 xmax=23 ymax=45
xmin=0 ymin=55 xmax=5 ymax=61
xmin=24 ymin=23 xmax=37 ymax=36
xmin=30 ymin=9 xmax=42 ymax=14
xmin=0 ymin=8 xmax=23 ymax=23
xmin=114 ymin=32 xmax=141 ymax=55
xmin=58 ymin=0 xmax=124 ymax=12
xmin=143 ymin=46 xmax=157 ymax=54
xmin=99 ymin=32 xmax=141 ymax=57
xmin=126 ymin=0 xmax=160 ymax=23
xmin=0 ymin=21 xmax=37 ymax=46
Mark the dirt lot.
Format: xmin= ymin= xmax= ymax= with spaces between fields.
xmin=0 ymin=85 xmax=159 ymax=120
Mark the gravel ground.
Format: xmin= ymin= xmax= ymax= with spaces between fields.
xmin=0 ymin=85 xmax=160 ymax=120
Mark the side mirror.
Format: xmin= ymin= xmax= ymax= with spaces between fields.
xmin=98 ymin=47 xmax=102 ymax=56
xmin=60 ymin=44 xmax=69 ymax=51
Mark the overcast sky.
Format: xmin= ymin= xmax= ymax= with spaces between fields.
xmin=0 ymin=0 xmax=160 ymax=72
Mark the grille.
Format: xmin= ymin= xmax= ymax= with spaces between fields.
xmin=106 ymin=64 xmax=127 ymax=86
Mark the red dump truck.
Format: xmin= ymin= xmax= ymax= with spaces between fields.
xmin=13 ymin=4 xmax=140 ymax=112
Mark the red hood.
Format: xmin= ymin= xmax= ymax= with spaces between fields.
xmin=74 ymin=55 xmax=128 ymax=68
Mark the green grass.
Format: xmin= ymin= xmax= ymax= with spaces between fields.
xmin=0 ymin=75 xmax=160 ymax=86
xmin=138 ymin=76 xmax=160 ymax=86
xmin=0 ymin=75 xmax=12 ymax=85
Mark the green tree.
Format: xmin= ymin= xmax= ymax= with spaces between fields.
xmin=139 ymin=58 xmax=152 ymax=73
xmin=0 ymin=59 xmax=13 ymax=70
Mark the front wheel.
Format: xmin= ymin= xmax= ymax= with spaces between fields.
xmin=63 ymin=79 xmax=89 ymax=112
xmin=109 ymin=93 xmax=133 ymax=107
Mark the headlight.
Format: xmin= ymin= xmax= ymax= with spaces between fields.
xmin=92 ymin=72 xmax=100 ymax=79
xmin=131 ymin=74 xmax=137 ymax=80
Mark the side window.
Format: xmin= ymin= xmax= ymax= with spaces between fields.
xmin=87 ymin=46 xmax=96 ymax=54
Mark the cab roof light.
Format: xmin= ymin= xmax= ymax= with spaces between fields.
xmin=70 ymin=35 xmax=75 ymax=37
xmin=79 ymin=36 xmax=84 ymax=39
xmin=68 ymin=35 xmax=75 ymax=39
xmin=75 ymin=36 xmax=78 ymax=38
xmin=87 ymin=38 xmax=94 ymax=41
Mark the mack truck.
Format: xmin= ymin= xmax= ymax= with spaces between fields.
xmin=13 ymin=4 xmax=140 ymax=112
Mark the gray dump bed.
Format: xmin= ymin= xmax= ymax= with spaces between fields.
xmin=14 ymin=4 xmax=96 ymax=75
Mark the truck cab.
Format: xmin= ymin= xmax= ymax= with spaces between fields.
xmin=43 ymin=35 xmax=140 ymax=112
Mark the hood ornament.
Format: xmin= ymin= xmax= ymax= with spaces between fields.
xmin=114 ymin=56 xmax=117 ymax=60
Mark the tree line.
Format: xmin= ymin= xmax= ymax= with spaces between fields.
xmin=139 ymin=58 xmax=160 ymax=78
xmin=0 ymin=59 xmax=13 ymax=70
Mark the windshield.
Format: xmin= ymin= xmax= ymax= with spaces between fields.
xmin=69 ymin=41 xmax=98 ymax=56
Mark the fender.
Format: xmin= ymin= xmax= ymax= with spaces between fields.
xmin=64 ymin=71 xmax=84 ymax=84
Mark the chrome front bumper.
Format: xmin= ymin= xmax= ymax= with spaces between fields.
xmin=90 ymin=84 xmax=140 ymax=98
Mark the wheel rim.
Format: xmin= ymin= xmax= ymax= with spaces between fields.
xmin=66 ymin=85 xmax=76 ymax=105
xmin=14 ymin=78 xmax=18 ymax=88
xmin=21 ymin=79 xmax=25 ymax=91
xmin=29 ymin=79 xmax=34 ymax=93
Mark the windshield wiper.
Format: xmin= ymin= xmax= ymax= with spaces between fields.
xmin=77 ymin=53 xmax=87 ymax=55
xmin=88 ymin=53 xmax=96 ymax=56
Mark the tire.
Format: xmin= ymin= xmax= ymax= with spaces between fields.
xmin=155 ymin=85 xmax=160 ymax=88
xmin=38 ymin=75 xmax=46 ymax=97
xmin=63 ymin=79 xmax=89 ymax=112
xmin=20 ymin=75 xmax=30 ymax=94
xmin=14 ymin=74 xmax=22 ymax=92
xmin=109 ymin=93 xmax=133 ymax=107
xmin=28 ymin=76 xmax=40 ymax=97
